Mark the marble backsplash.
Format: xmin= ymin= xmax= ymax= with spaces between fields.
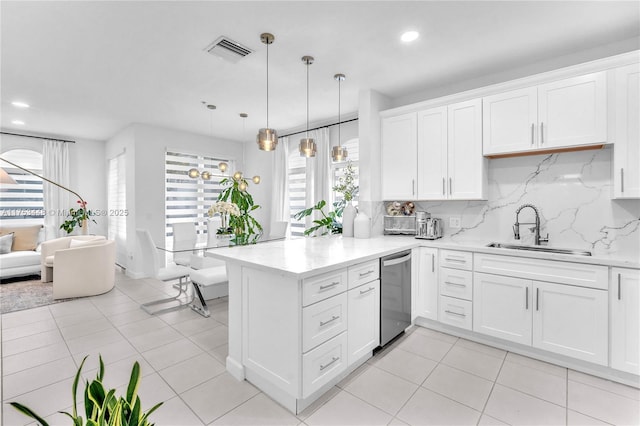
xmin=371 ymin=147 xmax=640 ymax=259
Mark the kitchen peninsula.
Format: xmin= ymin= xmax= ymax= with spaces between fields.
xmin=207 ymin=236 xmax=419 ymax=413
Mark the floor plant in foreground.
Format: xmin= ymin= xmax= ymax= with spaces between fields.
xmin=10 ymin=355 xmax=162 ymax=426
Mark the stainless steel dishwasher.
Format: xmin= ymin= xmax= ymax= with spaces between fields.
xmin=380 ymin=250 xmax=412 ymax=347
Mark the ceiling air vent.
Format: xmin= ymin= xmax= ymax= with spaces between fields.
xmin=205 ymin=36 xmax=253 ymax=63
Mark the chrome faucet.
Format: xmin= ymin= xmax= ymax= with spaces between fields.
xmin=513 ymin=204 xmax=549 ymax=245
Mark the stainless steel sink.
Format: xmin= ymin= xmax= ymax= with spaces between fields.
xmin=486 ymin=242 xmax=592 ymax=256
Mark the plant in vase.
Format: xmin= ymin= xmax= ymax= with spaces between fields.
xmin=217 ymin=173 xmax=263 ymax=245
xmin=208 ymin=201 xmax=240 ymax=246
xmin=294 ymin=200 xmax=343 ymax=236
xmin=332 ymin=160 xmax=359 ymax=237
xmin=60 ymin=200 xmax=97 ymax=235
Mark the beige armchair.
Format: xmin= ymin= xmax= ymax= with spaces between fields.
xmin=40 ymin=236 xmax=115 ymax=299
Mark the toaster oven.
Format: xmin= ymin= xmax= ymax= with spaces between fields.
xmin=383 ymin=215 xmax=416 ymax=235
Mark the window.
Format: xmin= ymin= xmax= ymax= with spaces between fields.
xmin=108 ymin=152 xmax=127 ymax=266
xmin=164 ymin=150 xmax=233 ymax=249
xmin=287 ymin=137 xmax=359 ymax=238
xmin=331 ymin=138 xmax=359 ymax=209
xmin=0 ymin=149 xmax=44 ymax=226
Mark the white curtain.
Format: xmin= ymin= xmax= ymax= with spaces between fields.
xmin=270 ymin=136 xmax=290 ymax=233
xmin=307 ymin=128 xmax=332 ymax=230
xmin=43 ymin=140 xmax=70 ymax=240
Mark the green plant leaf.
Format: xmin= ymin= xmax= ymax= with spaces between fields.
xmin=97 ymin=355 xmax=105 ymax=382
xmin=126 ymin=362 xmax=141 ymax=404
xmin=9 ymin=402 xmax=51 ymax=426
xmin=72 ymin=355 xmax=89 ymax=418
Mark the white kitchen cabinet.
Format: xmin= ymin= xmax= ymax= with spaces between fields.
xmin=447 ymin=99 xmax=486 ymax=199
xmin=439 ymin=295 xmax=473 ymax=330
xmin=532 ymin=281 xmax=608 ymax=366
xmin=347 ymin=280 xmax=380 ymax=365
xmin=473 ymin=272 xmax=532 ymax=346
xmin=613 ymin=63 xmax=640 ymax=199
xmin=483 ymin=87 xmax=538 ymax=155
xmin=610 ymin=268 xmax=640 ymax=375
xmin=483 ymin=72 xmax=607 ymax=156
xmin=381 ymin=112 xmax=417 ymax=199
xmin=417 ymin=106 xmax=448 ymax=199
xmin=414 ymin=247 xmax=438 ymax=321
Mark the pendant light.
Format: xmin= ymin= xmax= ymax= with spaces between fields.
xmin=257 ymin=33 xmax=278 ymax=151
xmin=299 ymin=56 xmax=317 ymax=157
xmin=332 ymin=73 xmax=348 ymax=162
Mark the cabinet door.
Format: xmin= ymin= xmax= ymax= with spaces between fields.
xmin=610 ymin=268 xmax=640 ymax=375
xmin=473 ymin=273 xmax=532 ymax=345
xmin=417 ymin=107 xmax=448 ymax=200
xmin=382 ymin=113 xmax=417 ymax=200
xmin=483 ymin=87 xmax=538 ymax=155
xmin=613 ymin=63 xmax=640 ymax=199
xmin=447 ymin=98 xmax=487 ymax=200
xmin=532 ymin=281 xmax=608 ymax=365
xmin=538 ymin=72 xmax=607 ymax=149
xmin=414 ymin=247 xmax=438 ymax=320
xmin=347 ymin=280 xmax=380 ymax=365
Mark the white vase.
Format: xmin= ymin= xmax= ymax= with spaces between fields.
xmin=80 ymin=219 xmax=89 ymax=235
xmin=342 ymin=201 xmax=356 ymax=237
xmin=354 ymin=212 xmax=371 ymax=239
xmin=216 ymin=234 xmax=233 ymax=247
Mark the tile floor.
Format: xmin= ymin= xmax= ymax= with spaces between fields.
xmin=1 ymin=271 xmax=639 ymax=425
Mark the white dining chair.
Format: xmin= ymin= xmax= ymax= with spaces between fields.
xmin=136 ymin=228 xmax=192 ymax=315
xmin=171 ymin=222 xmax=197 ymax=266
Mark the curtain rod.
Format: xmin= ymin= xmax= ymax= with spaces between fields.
xmin=279 ymin=117 xmax=358 ymax=139
xmin=0 ymin=131 xmax=76 ymax=144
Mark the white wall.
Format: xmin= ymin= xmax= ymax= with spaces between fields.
xmin=0 ymin=131 xmax=107 ymax=236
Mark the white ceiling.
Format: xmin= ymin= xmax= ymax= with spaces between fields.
xmin=1 ymin=1 xmax=639 ymax=143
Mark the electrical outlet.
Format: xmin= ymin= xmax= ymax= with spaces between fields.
xmin=449 ymin=216 xmax=461 ymax=229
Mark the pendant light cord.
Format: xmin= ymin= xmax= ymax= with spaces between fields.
xmin=338 ymin=77 xmax=341 ymax=148
xmin=306 ymin=60 xmax=309 ymax=139
xmin=266 ymin=42 xmax=269 ymax=128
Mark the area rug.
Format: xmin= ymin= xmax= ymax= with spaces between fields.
xmin=0 ymin=276 xmax=67 ymax=314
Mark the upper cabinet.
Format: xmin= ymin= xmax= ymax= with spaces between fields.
xmin=483 ymin=72 xmax=608 ymax=156
xmin=613 ymin=63 xmax=640 ymax=199
xmin=381 ymin=112 xmax=417 ymax=200
xmin=383 ymin=99 xmax=487 ymax=201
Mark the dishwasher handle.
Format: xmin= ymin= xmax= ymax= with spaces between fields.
xmin=382 ymin=253 xmax=411 ymax=267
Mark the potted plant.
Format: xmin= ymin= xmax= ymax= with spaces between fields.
xmin=10 ymin=355 xmax=162 ymax=426
xmin=332 ymin=161 xmax=359 ymax=237
xmin=60 ymin=200 xmax=96 ymax=235
xmin=208 ymin=201 xmax=240 ymax=246
xmin=293 ymin=200 xmax=343 ymax=236
xmin=217 ymin=173 xmax=263 ymax=245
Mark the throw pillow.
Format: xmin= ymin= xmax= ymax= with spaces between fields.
xmin=0 ymin=233 xmax=13 ymax=254
xmin=0 ymin=225 xmax=42 ymax=251
xmin=69 ymin=238 xmax=104 ymax=248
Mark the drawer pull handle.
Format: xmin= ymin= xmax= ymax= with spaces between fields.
xmin=444 ymin=310 xmax=466 ymax=318
xmin=444 ymin=281 xmax=466 ymax=287
xmin=531 ymin=123 xmax=535 ymax=145
xmin=618 ymin=273 xmax=621 ymax=300
xmin=445 ymin=257 xmax=466 ymax=263
xmin=536 ymin=288 xmax=540 ymax=311
xmin=319 ymin=281 xmax=340 ymax=290
xmin=319 ymin=315 xmax=340 ymax=326
xmin=359 ymin=270 xmax=375 ymax=277
xmin=540 ymin=122 xmax=544 ymax=145
xmin=432 ymin=254 xmax=435 ymax=272
xmin=525 ymin=287 xmax=529 ymax=310
xmin=360 ymin=286 xmax=375 ymax=295
xmin=320 ymin=356 xmax=340 ymax=371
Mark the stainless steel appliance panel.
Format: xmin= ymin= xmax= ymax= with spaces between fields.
xmin=380 ymin=250 xmax=412 ymax=347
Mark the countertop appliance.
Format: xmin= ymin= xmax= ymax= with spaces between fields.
xmin=416 ymin=215 xmax=443 ymax=240
xmin=383 ymin=215 xmax=416 ymax=235
xmin=380 ymin=250 xmax=412 ymax=347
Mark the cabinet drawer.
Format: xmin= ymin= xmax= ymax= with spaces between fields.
xmin=474 ymin=253 xmax=608 ymax=289
xmin=440 ymin=250 xmax=473 ymax=271
xmin=440 ymin=268 xmax=473 ymax=301
xmin=348 ymin=259 xmax=380 ymax=289
xmin=302 ymin=332 xmax=347 ymax=398
xmin=303 ymin=269 xmax=348 ymax=306
xmin=439 ymin=295 xmax=472 ymax=330
xmin=303 ymin=293 xmax=348 ymax=352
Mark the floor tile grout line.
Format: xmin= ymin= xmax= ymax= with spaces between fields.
xmin=477 ymin=348 xmax=507 ymax=425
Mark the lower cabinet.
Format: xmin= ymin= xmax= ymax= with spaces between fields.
xmin=439 ymin=295 xmax=472 ymax=330
xmin=347 ymin=280 xmax=380 ymax=365
xmin=302 ymin=332 xmax=348 ymax=398
xmin=414 ymin=247 xmax=438 ymax=320
xmin=473 ymin=272 xmax=608 ymax=365
xmin=610 ymin=268 xmax=640 ymax=374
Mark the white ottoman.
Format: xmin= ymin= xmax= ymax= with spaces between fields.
xmin=189 ymin=265 xmax=228 ymax=317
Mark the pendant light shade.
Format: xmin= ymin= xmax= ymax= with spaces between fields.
xmin=257 ymin=33 xmax=278 ymax=151
xmin=218 ymin=162 xmax=228 ymax=173
xmin=188 ymin=168 xmax=200 ymax=178
xmin=332 ymin=73 xmax=348 ymax=162
xmin=299 ymin=56 xmax=317 ymax=158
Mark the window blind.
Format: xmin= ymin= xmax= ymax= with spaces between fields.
xmin=0 ymin=149 xmax=44 ymax=227
xmin=288 ymin=151 xmax=308 ymax=237
xmin=107 ymin=152 xmax=127 ymax=266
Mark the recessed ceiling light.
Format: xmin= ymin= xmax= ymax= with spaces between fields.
xmin=11 ymin=120 xmax=25 ymax=125
xmin=401 ymin=31 xmax=419 ymax=43
xmin=11 ymin=101 xmax=30 ymax=108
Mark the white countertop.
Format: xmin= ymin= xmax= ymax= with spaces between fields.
xmin=206 ymin=235 xmax=640 ymax=278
